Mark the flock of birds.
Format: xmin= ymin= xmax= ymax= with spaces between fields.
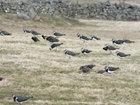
xmin=0 ymin=28 xmax=135 ymax=104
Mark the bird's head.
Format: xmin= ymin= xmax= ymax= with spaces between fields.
xmin=12 ymin=94 xmax=16 ymax=98
xmin=104 ymin=66 xmax=108 ymax=70
xmin=116 ymin=51 xmax=119 ymax=54
xmin=112 ymin=38 xmax=115 ymax=41
xmin=64 ymin=49 xmax=67 ymax=53
xmin=53 ymin=31 xmax=56 ymax=34
xmin=77 ymin=33 xmax=81 ymax=37
xmin=81 ymin=48 xmax=85 ymax=51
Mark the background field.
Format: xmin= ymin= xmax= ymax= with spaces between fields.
xmin=0 ymin=0 xmax=140 ymax=105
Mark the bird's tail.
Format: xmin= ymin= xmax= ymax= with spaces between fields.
xmin=28 ymin=96 xmax=33 ymax=99
xmin=76 ymin=53 xmax=80 ymax=55
xmin=127 ymin=54 xmax=131 ymax=56
xmin=132 ymin=41 xmax=135 ymax=43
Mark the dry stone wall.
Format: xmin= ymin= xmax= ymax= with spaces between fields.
xmin=1 ymin=0 xmax=140 ymax=21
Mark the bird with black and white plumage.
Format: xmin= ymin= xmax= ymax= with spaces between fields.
xmin=79 ymin=64 xmax=95 ymax=73
xmin=112 ymin=39 xmax=124 ymax=45
xmin=123 ymin=39 xmax=135 ymax=44
xmin=31 ymin=36 xmax=40 ymax=42
xmin=49 ymin=43 xmax=63 ymax=50
xmin=77 ymin=33 xmax=91 ymax=42
xmin=23 ymin=29 xmax=31 ymax=34
xmin=104 ymin=66 xmax=119 ymax=73
xmin=91 ymin=35 xmax=101 ymax=41
xmin=0 ymin=30 xmax=11 ymax=36
xmin=30 ymin=30 xmax=41 ymax=35
xmin=53 ymin=31 xmax=66 ymax=37
xmin=64 ymin=50 xmax=79 ymax=59
xmin=116 ymin=51 xmax=131 ymax=58
xmin=103 ymin=44 xmax=119 ymax=53
xmin=12 ymin=94 xmax=33 ymax=105
xmin=97 ymin=66 xmax=119 ymax=74
xmin=81 ymin=48 xmax=92 ymax=54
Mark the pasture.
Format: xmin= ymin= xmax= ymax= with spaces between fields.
xmin=0 ymin=9 xmax=140 ymax=105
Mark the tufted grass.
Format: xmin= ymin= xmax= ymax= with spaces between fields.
xmin=0 ymin=8 xmax=140 ymax=105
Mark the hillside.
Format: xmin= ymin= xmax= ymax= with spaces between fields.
xmin=0 ymin=6 xmax=140 ymax=105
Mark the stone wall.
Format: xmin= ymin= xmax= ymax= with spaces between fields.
xmin=1 ymin=0 xmax=140 ymax=21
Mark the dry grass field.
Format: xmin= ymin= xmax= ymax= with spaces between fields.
xmin=0 ymin=3 xmax=140 ymax=105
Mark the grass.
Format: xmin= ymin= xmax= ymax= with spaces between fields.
xmin=0 ymin=7 xmax=140 ymax=105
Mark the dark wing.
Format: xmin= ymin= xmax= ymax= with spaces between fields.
xmin=108 ymin=45 xmax=119 ymax=50
xmin=31 ymin=37 xmax=40 ymax=42
xmin=81 ymin=35 xmax=91 ymax=40
xmin=51 ymin=43 xmax=62 ymax=48
xmin=23 ymin=29 xmax=30 ymax=33
xmin=79 ymin=66 xmax=91 ymax=73
xmin=1 ymin=30 xmax=11 ymax=35
xmin=123 ymin=39 xmax=135 ymax=43
xmin=117 ymin=52 xmax=130 ymax=57
xmin=91 ymin=36 xmax=100 ymax=40
xmin=16 ymin=96 xmax=33 ymax=102
xmin=46 ymin=36 xmax=59 ymax=42
xmin=86 ymin=64 xmax=95 ymax=69
xmin=85 ymin=49 xmax=92 ymax=53
xmin=54 ymin=32 xmax=65 ymax=36
xmin=31 ymin=31 xmax=41 ymax=35
xmin=67 ymin=50 xmax=77 ymax=56
xmin=108 ymin=67 xmax=119 ymax=71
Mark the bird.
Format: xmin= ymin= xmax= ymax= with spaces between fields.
xmin=53 ymin=31 xmax=66 ymax=37
xmin=77 ymin=33 xmax=91 ymax=42
xmin=42 ymin=35 xmax=47 ymax=40
xmin=12 ymin=94 xmax=33 ymax=105
xmin=46 ymin=36 xmax=59 ymax=43
xmin=123 ymin=39 xmax=135 ymax=44
xmin=0 ymin=30 xmax=11 ymax=36
xmin=112 ymin=39 xmax=124 ymax=45
xmin=0 ymin=77 xmax=4 ymax=81
xmin=23 ymin=29 xmax=31 ymax=33
xmin=31 ymin=36 xmax=40 ymax=42
xmin=79 ymin=64 xmax=95 ymax=73
xmin=30 ymin=30 xmax=41 ymax=35
xmin=104 ymin=66 xmax=119 ymax=73
xmin=49 ymin=43 xmax=63 ymax=50
xmin=91 ymin=35 xmax=101 ymax=40
xmin=81 ymin=48 xmax=92 ymax=54
xmin=64 ymin=50 xmax=79 ymax=59
xmin=103 ymin=44 xmax=119 ymax=53
xmin=116 ymin=51 xmax=131 ymax=58
xmin=97 ymin=70 xmax=106 ymax=74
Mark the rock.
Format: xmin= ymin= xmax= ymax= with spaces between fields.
xmin=116 ymin=13 xmax=122 ymax=20
xmin=27 ymin=7 xmax=37 ymax=19
xmin=1 ymin=0 xmax=140 ymax=21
